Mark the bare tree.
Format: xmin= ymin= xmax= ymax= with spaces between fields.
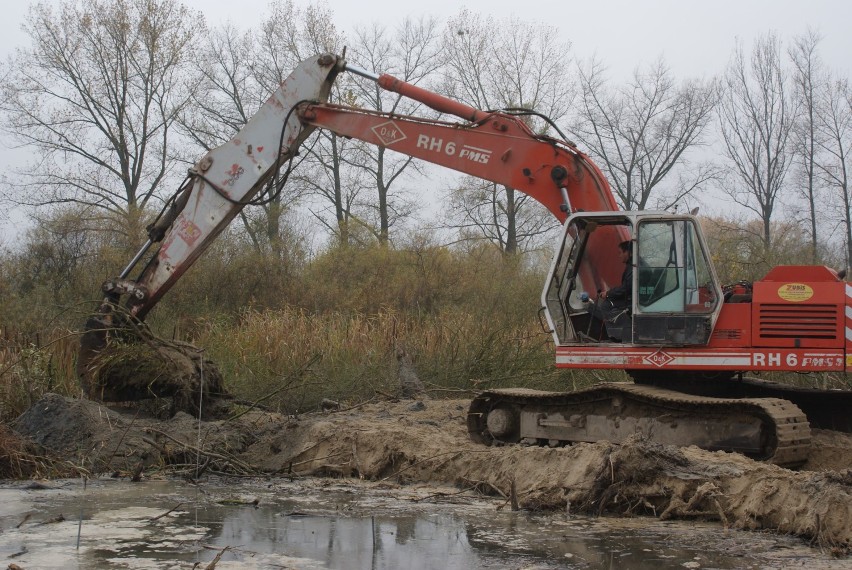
xmin=179 ymin=23 xmax=258 ymax=151
xmin=789 ymin=29 xmax=827 ymax=263
xmin=447 ymin=177 xmax=555 ymax=254
xmin=260 ymin=3 xmax=365 ymax=248
xmin=299 ymin=125 xmax=373 ymax=247
xmin=814 ymin=77 xmax=852 ymax=272
xmin=717 ymin=33 xmax=797 ymax=251
xmin=0 ymin=0 xmax=201 ymax=237
xmin=572 ymin=57 xmax=718 ymax=211
xmin=442 ymin=10 xmax=573 ymax=119
xmin=253 ymin=0 xmax=341 ymax=94
xmin=239 ymin=0 xmax=360 ymax=250
xmin=246 ymin=1 xmax=345 ymax=257
xmin=439 ymin=11 xmax=571 ymax=254
xmin=349 ymin=16 xmax=443 ymax=246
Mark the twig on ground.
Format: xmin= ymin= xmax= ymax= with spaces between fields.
xmin=423 ymin=387 xmax=477 ymax=395
xmin=144 ymin=428 xmax=255 ymax=475
xmin=205 ymin=545 xmax=230 ymax=569
xmin=461 ymin=477 xmax=507 ymax=498
xmin=374 ymin=389 xmax=397 ymax=400
xmin=411 ymin=486 xmax=475 ymax=503
xmin=150 ymin=502 xmax=185 ymax=522
xmin=101 ymin=408 xmax=140 ymax=472
xmin=333 ymin=398 xmax=376 ymax=414
xmin=141 ymin=436 xmax=167 ymax=455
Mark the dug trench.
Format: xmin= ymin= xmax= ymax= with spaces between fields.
xmin=8 ymin=391 xmax=852 ymax=554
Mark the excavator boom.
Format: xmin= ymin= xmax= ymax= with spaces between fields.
xmin=101 ymin=53 xmax=622 ymax=321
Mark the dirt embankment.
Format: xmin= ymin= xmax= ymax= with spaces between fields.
xmin=9 ymin=393 xmax=852 ymax=552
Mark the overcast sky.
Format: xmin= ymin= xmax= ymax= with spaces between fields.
xmin=1 ymin=0 xmax=851 ymax=240
xmin=186 ymin=0 xmax=852 ymax=79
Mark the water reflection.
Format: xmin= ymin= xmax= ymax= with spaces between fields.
xmin=0 ymin=478 xmax=843 ymax=569
xmin=213 ymin=510 xmax=483 ymax=569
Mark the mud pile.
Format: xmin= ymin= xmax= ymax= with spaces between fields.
xmin=10 ymin=393 xmax=852 ymax=551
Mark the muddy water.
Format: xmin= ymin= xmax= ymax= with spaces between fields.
xmin=0 ymin=477 xmax=845 ymax=569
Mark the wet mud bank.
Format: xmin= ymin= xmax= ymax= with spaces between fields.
xmin=5 ymin=476 xmax=848 ymax=569
xmin=9 ymin=393 xmax=852 ymax=552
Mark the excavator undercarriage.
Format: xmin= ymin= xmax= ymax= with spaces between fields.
xmin=467 ymin=383 xmax=812 ymax=468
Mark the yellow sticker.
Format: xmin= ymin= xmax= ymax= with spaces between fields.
xmin=777 ymin=283 xmax=814 ymax=302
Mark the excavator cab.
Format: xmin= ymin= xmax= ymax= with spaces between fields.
xmin=542 ymin=211 xmax=723 ymax=347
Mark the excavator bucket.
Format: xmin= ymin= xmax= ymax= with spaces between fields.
xmin=77 ymin=298 xmax=227 ymax=418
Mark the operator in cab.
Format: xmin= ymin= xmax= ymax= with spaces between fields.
xmin=600 ymin=240 xmax=632 ymax=309
xmin=592 ymin=240 xmax=633 ymax=342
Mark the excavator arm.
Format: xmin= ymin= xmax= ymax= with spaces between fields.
xmin=78 ymin=53 xmax=343 ymax=398
xmin=298 ymin=103 xmax=607 ymax=220
xmin=301 ymin=64 xmax=619 ymax=221
xmin=95 ymin=53 xmax=621 ymax=323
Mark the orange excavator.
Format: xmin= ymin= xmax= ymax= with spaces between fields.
xmin=79 ymin=53 xmax=852 ymax=468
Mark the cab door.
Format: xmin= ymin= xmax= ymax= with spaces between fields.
xmin=633 ymin=217 xmax=722 ymax=345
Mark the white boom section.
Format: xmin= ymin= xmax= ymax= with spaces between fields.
xmin=130 ymin=54 xmax=343 ymax=317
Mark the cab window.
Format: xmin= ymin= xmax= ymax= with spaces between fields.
xmin=637 ymin=220 xmax=717 ymax=314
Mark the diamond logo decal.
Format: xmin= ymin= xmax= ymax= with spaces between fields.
xmin=371 ymin=121 xmax=407 ymax=146
xmin=644 ymin=350 xmax=675 ymax=367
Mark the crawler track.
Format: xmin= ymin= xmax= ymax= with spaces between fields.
xmin=631 ymin=373 xmax=852 ymax=433
xmin=467 ymin=383 xmax=811 ymax=468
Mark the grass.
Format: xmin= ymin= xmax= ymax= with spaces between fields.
xmin=0 ymin=237 xmax=654 ymax=421
xmin=0 ymin=305 xmax=594 ymax=421
xmin=0 ymin=329 xmax=80 ymax=423
xmin=192 ymin=306 xmax=587 ymax=414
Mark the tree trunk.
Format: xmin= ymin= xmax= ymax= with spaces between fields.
xmin=504 ymin=186 xmax=518 ymax=255
xmin=331 ymin=134 xmax=349 ymax=247
xmin=378 ymin=147 xmax=389 ymax=246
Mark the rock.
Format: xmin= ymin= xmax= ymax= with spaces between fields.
xmin=396 ymin=344 xmax=427 ymax=399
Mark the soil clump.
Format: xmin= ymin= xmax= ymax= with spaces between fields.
xmin=8 ymin=393 xmax=852 ymax=553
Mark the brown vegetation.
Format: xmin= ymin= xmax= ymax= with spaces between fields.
xmin=1 ymin=226 xmax=606 ymax=423
xmin=2 ymin=212 xmax=847 ymax=423
xmin=0 ymin=424 xmax=36 ymax=479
